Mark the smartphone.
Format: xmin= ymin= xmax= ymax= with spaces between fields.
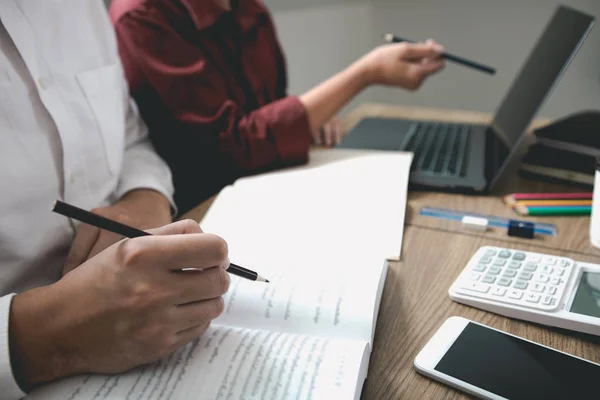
xmin=414 ymin=316 xmax=599 ymax=400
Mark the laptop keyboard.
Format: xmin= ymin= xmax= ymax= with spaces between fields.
xmin=403 ymin=122 xmax=471 ymax=176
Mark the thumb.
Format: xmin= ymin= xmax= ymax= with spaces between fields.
xmin=147 ymin=219 xmax=203 ymax=236
xmin=401 ymin=42 xmax=444 ymax=61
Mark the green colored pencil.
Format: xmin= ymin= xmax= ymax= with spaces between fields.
xmin=515 ymin=205 xmax=591 ymax=216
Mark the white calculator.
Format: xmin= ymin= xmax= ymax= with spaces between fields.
xmin=449 ymin=246 xmax=600 ymax=336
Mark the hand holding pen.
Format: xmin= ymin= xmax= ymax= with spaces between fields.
xmin=11 ymin=201 xmax=270 ymax=385
xmin=357 ymin=38 xmax=446 ymax=90
xmin=53 ymin=200 xmax=268 ymax=282
xmin=383 ymin=33 xmax=496 ymax=75
xmin=16 ymin=217 xmax=234 ymax=381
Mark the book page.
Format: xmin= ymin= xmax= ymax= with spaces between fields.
xmin=215 ymin=255 xmax=387 ymax=344
xmin=199 ymin=149 xmax=410 ymax=342
xmin=202 ymin=149 xmax=412 ymax=264
xmin=26 ymin=325 xmax=369 ymax=400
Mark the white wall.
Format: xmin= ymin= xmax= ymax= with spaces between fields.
xmin=268 ymin=0 xmax=600 ymax=119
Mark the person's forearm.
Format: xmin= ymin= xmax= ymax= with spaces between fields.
xmin=299 ymin=58 xmax=372 ymax=132
xmin=9 ymin=285 xmax=80 ymax=390
xmin=119 ymin=189 xmax=172 ymax=226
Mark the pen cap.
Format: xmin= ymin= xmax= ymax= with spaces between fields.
xmin=590 ymin=156 xmax=600 ymax=249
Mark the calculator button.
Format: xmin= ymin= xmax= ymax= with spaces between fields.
xmin=470 ymin=273 xmax=481 ymax=281
xmin=525 ymin=261 xmax=537 ymax=267
xmin=550 ymin=277 xmax=563 ymax=286
xmin=479 ymin=257 xmax=492 ymax=264
xmin=524 ymin=264 xmax=537 ymax=272
xmin=460 ymin=282 xmax=490 ymax=293
xmin=528 ymin=255 xmax=541 ymax=262
xmin=492 ymin=287 xmax=507 ymax=296
xmin=487 ymin=267 xmax=502 ymax=275
xmin=540 ymin=265 xmax=553 ymax=274
xmin=554 ymin=268 xmax=566 ymax=277
xmin=542 ymin=256 xmax=556 ymax=265
xmin=508 ymin=261 xmax=522 ymax=269
xmin=484 ymin=249 xmax=497 ymax=256
xmin=503 ymin=269 xmax=517 ymax=278
xmin=512 ymin=252 xmax=526 ymax=261
xmin=482 ymin=275 xmax=496 ymax=284
xmin=493 ymin=259 xmax=507 ymax=267
xmin=536 ymin=274 xmax=550 ymax=283
xmin=542 ymin=296 xmax=557 ymax=306
xmin=559 ymin=259 xmax=571 ymax=268
xmin=531 ymin=283 xmax=545 ymax=293
xmin=526 ymin=293 xmax=541 ymax=303
xmin=547 ymin=286 xmax=557 ymax=295
xmin=519 ymin=272 xmax=533 ymax=281
xmin=497 ymin=278 xmax=512 ymax=287
xmin=473 ymin=264 xmax=487 ymax=272
xmin=508 ymin=290 xmax=523 ymax=300
xmin=498 ymin=250 xmax=511 ymax=258
xmin=514 ymin=281 xmax=529 ymax=290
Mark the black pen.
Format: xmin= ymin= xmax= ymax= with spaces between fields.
xmin=383 ymin=33 xmax=496 ymax=75
xmin=52 ymin=200 xmax=268 ymax=282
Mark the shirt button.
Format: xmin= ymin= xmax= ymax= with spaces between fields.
xmin=38 ymin=77 xmax=50 ymax=90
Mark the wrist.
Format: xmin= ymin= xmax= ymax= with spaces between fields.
xmin=9 ymin=284 xmax=82 ymax=389
xmin=353 ymin=52 xmax=379 ymax=87
xmin=119 ymin=189 xmax=171 ymax=224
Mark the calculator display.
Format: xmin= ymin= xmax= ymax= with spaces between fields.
xmin=434 ymin=323 xmax=598 ymax=399
xmin=570 ymin=271 xmax=600 ymax=318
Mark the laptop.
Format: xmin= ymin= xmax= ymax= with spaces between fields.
xmin=337 ymin=5 xmax=595 ymax=193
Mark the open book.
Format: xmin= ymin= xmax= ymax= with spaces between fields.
xmin=27 ymin=261 xmax=387 ymax=400
xmin=27 ymin=149 xmax=412 ymax=400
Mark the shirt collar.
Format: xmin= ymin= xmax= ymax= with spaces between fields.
xmin=181 ymin=0 xmax=267 ymax=33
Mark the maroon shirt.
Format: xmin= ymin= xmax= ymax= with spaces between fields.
xmin=110 ymin=0 xmax=311 ymax=214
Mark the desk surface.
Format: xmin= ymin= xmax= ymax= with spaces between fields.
xmin=183 ymin=104 xmax=600 ymax=399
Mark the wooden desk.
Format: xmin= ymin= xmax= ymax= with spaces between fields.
xmin=183 ymin=104 xmax=600 ymax=399
xmin=342 ymin=103 xmax=600 ymax=256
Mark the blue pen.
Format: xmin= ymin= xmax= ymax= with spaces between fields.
xmin=419 ymin=207 xmax=557 ymax=236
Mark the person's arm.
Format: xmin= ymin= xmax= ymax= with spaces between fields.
xmin=9 ymin=220 xmax=230 ymax=391
xmin=0 ymin=295 xmax=27 ymax=399
xmin=62 ymin=81 xmax=175 ymax=275
xmin=115 ymin=96 xmax=175 ymax=208
xmin=299 ymin=41 xmax=445 ymax=133
xmin=115 ymin=12 xmax=444 ymax=171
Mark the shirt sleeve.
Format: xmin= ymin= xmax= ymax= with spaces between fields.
xmin=0 ymin=294 xmax=26 ymax=400
xmin=115 ymin=11 xmax=312 ymax=172
xmin=115 ymin=90 xmax=176 ymax=214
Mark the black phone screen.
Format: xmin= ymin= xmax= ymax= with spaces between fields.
xmin=434 ymin=323 xmax=599 ymax=399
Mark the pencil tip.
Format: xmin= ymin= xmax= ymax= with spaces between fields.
xmin=515 ymin=204 xmax=528 ymax=215
xmin=502 ymin=195 xmax=515 ymax=206
xmin=383 ymin=33 xmax=393 ymax=42
xmin=51 ymin=200 xmax=57 ymax=211
xmin=256 ymin=274 xmax=269 ymax=283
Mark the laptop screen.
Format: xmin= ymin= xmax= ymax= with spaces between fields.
xmin=491 ymin=6 xmax=595 ymax=147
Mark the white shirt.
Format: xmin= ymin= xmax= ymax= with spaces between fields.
xmin=0 ymin=1 xmax=174 ymax=398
